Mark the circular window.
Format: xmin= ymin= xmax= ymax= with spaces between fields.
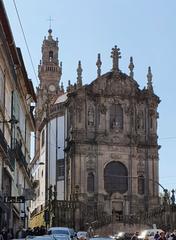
xmin=104 ymin=161 xmax=128 ymax=194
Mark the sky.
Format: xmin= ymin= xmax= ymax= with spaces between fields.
xmin=3 ymin=0 xmax=176 ymax=191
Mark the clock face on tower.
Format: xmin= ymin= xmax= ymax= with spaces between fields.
xmin=48 ymin=84 xmax=56 ymax=92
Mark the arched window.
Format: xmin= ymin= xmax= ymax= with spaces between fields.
xmin=110 ymin=104 xmax=123 ymax=129
xmin=87 ymin=172 xmax=94 ymax=193
xmin=138 ymin=175 xmax=145 ymax=195
xmin=49 ymin=51 xmax=53 ymax=61
xmin=104 ymin=161 xmax=128 ymax=194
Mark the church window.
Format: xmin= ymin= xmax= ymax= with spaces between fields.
xmin=138 ymin=175 xmax=145 ymax=195
xmin=41 ymin=129 xmax=45 ymax=147
xmin=150 ymin=117 xmax=153 ymax=129
xmin=49 ymin=51 xmax=53 ymax=61
xmin=77 ymin=109 xmax=81 ymax=123
xmin=97 ymin=105 xmax=101 ymax=126
xmin=68 ymin=107 xmax=73 ymax=129
xmin=104 ymin=161 xmax=128 ymax=194
xmin=87 ymin=172 xmax=95 ymax=193
xmin=0 ymin=68 xmax=4 ymax=108
xmin=110 ymin=104 xmax=123 ymax=129
xmin=56 ymin=159 xmax=65 ymax=180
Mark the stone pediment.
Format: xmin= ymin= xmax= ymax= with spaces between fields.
xmin=86 ymin=71 xmax=139 ymax=97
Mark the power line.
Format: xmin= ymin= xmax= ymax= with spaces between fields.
xmin=12 ymin=0 xmax=39 ymax=85
xmin=159 ymin=136 xmax=176 ymax=140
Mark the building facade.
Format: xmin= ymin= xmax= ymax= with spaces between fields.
xmin=0 ymin=0 xmax=36 ymax=232
xmin=30 ymin=29 xmax=160 ymax=229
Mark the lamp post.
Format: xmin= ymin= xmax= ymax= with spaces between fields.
xmin=111 ymin=175 xmax=170 ymax=226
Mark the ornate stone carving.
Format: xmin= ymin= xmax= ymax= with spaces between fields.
xmin=99 ymin=104 xmax=107 ymax=114
xmin=88 ymin=106 xmax=95 ymax=126
xmin=111 ymin=136 xmax=120 ymax=143
xmin=111 ymin=153 xmax=121 ymax=160
xmin=86 ymin=154 xmax=96 ymax=171
xmin=137 ymin=160 xmax=145 ymax=175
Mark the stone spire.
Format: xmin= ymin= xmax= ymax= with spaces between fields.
xmin=111 ymin=45 xmax=121 ymax=72
xmin=96 ymin=53 xmax=102 ymax=77
xmin=147 ymin=66 xmax=153 ymax=92
xmin=61 ymin=82 xmax=64 ymax=92
xmin=128 ymin=56 xmax=134 ymax=78
xmin=77 ymin=60 xmax=83 ymax=88
xmin=67 ymin=80 xmax=71 ymax=92
xmin=60 ymin=61 xmax=62 ymax=75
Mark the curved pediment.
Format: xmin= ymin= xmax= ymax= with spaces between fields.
xmin=86 ymin=71 xmax=140 ymax=98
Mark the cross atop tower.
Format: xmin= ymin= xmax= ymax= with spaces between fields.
xmin=111 ymin=45 xmax=121 ymax=72
xmin=47 ymin=16 xmax=54 ymax=29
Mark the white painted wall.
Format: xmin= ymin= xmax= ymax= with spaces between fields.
xmin=48 ymin=119 xmax=57 ymax=185
xmin=48 ymin=115 xmax=65 ymax=200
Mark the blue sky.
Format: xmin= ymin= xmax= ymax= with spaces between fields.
xmin=4 ymin=0 xmax=176 ymax=191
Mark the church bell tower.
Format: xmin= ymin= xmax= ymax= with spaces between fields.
xmin=35 ymin=29 xmax=63 ymax=155
xmin=38 ymin=29 xmax=62 ymax=93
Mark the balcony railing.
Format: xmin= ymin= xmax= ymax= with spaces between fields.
xmin=8 ymin=148 xmax=15 ymax=170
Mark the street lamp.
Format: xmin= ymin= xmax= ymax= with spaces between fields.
xmin=0 ymin=115 xmax=18 ymax=124
xmin=29 ymin=161 xmax=45 ymax=170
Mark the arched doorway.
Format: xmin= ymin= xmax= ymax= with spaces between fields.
xmin=104 ymin=161 xmax=128 ymax=220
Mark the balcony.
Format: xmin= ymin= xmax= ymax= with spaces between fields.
xmin=8 ymin=148 xmax=15 ymax=170
xmin=14 ymin=139 xmax=30 ymax=177
xmin=49 ymin=102 xmax=65 ymax=115
xmin=0 ymin=128 xmax=8 ymax=154
xmin=0 ymin=129 xmax=15 ymax=170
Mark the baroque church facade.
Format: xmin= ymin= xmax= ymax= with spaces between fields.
xmin=30 ymin=29 xmax=160 ymax=228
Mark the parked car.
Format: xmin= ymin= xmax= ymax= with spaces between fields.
xmin=48 ymin=227 xmax=76 ymax=240
xmin=90 ymin=237 xmax=113 ymax=240
xmin=52 ymin=234 xmax=71 ymax=240
xmin=115 ymin=232 xmax=133 ymax=240
xmin=77 ymin=231 xmax=89 ymax=240
xmin=32 ymin=236 xmax=53 ymax=240
xmin=138 ymin=229 xmax=163 ymax=240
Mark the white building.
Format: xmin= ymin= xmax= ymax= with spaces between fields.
xmin=0 ymin=0 xmax=36 ymax=233
xmin=30 ymin=29 xmax=67 ymax=227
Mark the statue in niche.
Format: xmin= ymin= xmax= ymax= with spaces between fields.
xmin=77 ymin=108 xmax=82 ymax=123
xmin=99 ymin=104 xmax=107 ymax=114
xmin=136 ymin=111 xmax=144 ymax=130
xmin=88 ymin=106 xmax=94 ymax=126
xmin=137 ymin=160 xmax=145 ymax=175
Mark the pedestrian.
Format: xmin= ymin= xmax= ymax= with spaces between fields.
xmin=7 ymin=229 xmax=13 ymax=240
xmin=154 ymin=231 xmax=160 ymax=240
xmin=2 ymin=227 xmax=7 ymax=240
xmin=0 ymin=230 xmax=4 ymax=240
xmin=131 ymin=232 xmax=139 ymax=240
xmin=158 ymin=232 xmax=166 ymax=240
xmin=170 ymin=233 xmax=176 ymax=240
